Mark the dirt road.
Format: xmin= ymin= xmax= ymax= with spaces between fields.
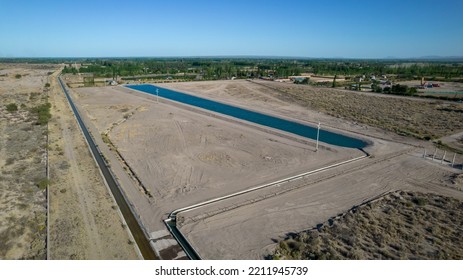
xmin=48 ymin=69 xmax=139 ymax=259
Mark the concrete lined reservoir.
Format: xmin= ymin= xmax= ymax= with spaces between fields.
xmin=125 ymin=84 xmax=368 ymax=149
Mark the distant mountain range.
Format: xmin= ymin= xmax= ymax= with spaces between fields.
xmin=383 ymin=55 xmax=463 ymax=61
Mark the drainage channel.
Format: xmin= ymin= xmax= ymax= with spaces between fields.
xmin=164 ymin=219 xmax=201 ymax=260
xmin=165 ymin=153 xmax=369 ymax=260
xmin=58 ymin=77 xmax=158 ymax=260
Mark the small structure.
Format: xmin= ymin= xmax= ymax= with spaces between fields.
xmin=354 ymin=76 xmax=364 ymax=82
xmin=107 ymin=80 xmax=118 ymax=86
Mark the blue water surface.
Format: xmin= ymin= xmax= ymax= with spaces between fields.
xmin=125 ymin=84 xmax=368 ymax=149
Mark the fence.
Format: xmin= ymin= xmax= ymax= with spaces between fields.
xmin=423 ymin=148 xmax=463 ymax=170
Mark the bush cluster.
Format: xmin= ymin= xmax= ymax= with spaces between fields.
xmin=31 ymin=103 xmax=51 ymax=125
xmin=6 ymin=103 xmax=18 ymax=112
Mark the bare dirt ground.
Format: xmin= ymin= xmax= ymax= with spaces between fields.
xmin=71 ymin=79 xmax=463 ymax=259
xmin=162 ymin=80 xmax=463 ymax=259
xmin=48 ymin=71 xmax=138 ymax=259
xmin=71 ymin=84 xmax=366 ymax=258
xmin=264 ymin=80 xmax=463 ymax=140
xmin=0 ymin=64 xmax=138 ymax=260
xmin=178 ymin=149 xmax=463 ymax=259
xmin=0 ymin=64 xmax=54 ymax=259
xmin=160 ymin=80 xmax=462 ymax=143
xmin=272 ymin=191 xmax=463 ymax=260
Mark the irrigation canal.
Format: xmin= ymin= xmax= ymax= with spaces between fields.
xmin=58 ymin=77 xmax=158 ymax=260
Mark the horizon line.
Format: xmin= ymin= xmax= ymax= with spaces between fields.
xmin=1 ymin=55 xmax=463 ymax=61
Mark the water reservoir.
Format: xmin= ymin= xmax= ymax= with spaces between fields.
xmin=125 ymin=84 xmax=368 ymax=149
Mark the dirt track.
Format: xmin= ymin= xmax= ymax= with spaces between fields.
xmin=178 ymin=149 xmax=463 ymax=259
xmin=47 ymin=70 xmax=138 ymax=259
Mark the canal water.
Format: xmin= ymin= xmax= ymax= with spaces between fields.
xmin=125 ymin=84 xmax=368 ymax=149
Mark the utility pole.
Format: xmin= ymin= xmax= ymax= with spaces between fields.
xmin=316 ymin=122 xmax=320 ymax=152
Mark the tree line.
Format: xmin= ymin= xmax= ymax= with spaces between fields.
xmin=39 ymin=57 xmax=462 ymax=81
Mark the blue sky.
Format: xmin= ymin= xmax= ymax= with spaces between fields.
xmin=0 ymin=0 xmax=462 ymax=58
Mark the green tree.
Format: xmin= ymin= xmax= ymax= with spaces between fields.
xmin=408 ymin=87 xmax=417 ymax=95
xmin=391 ymin=84 xmax=409 ymax=95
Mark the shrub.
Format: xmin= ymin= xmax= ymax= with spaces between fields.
xmin=15 ymin=74 xmax=22 ymax=79
xmin=45 ymin=83 xmax=50 ymax=88
xmin=413 ymin=197 xmax=427 ymax=206
xmin=6 ymin=103 xmax=18 ymax=112
xmin=101 ymin=133 xmax=111 ymax=144
xmin=37 ymin=179 xmax=49 ymax=190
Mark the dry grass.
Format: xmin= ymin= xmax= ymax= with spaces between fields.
xmin=0 ymin=65 xmax=55 ymax=259
xmin=252 ymin=81 xmax=463 ymax=140
xmin=272 ymin=191 xmax=463 ymax=260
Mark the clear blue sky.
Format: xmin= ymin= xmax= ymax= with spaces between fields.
xmin=1 ymin=0 xmax=462 ymax=58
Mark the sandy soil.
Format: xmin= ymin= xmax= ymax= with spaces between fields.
xmin=161 ymin=80 xmax=463 ymax=259
xmin=0 ymin=64 xmax=54 ymax=259
xmin=71 ymin=84 xmax=366 ymax=258
xmin=178 ymin=150 xmax=463 ymax=259
xmin=0 ymin=64 xmax=138 ymax=260
xmin=48 ymin=70 xmax=139 ymax=259
xmin=71 ymin=79 xmax=463 ymax=259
